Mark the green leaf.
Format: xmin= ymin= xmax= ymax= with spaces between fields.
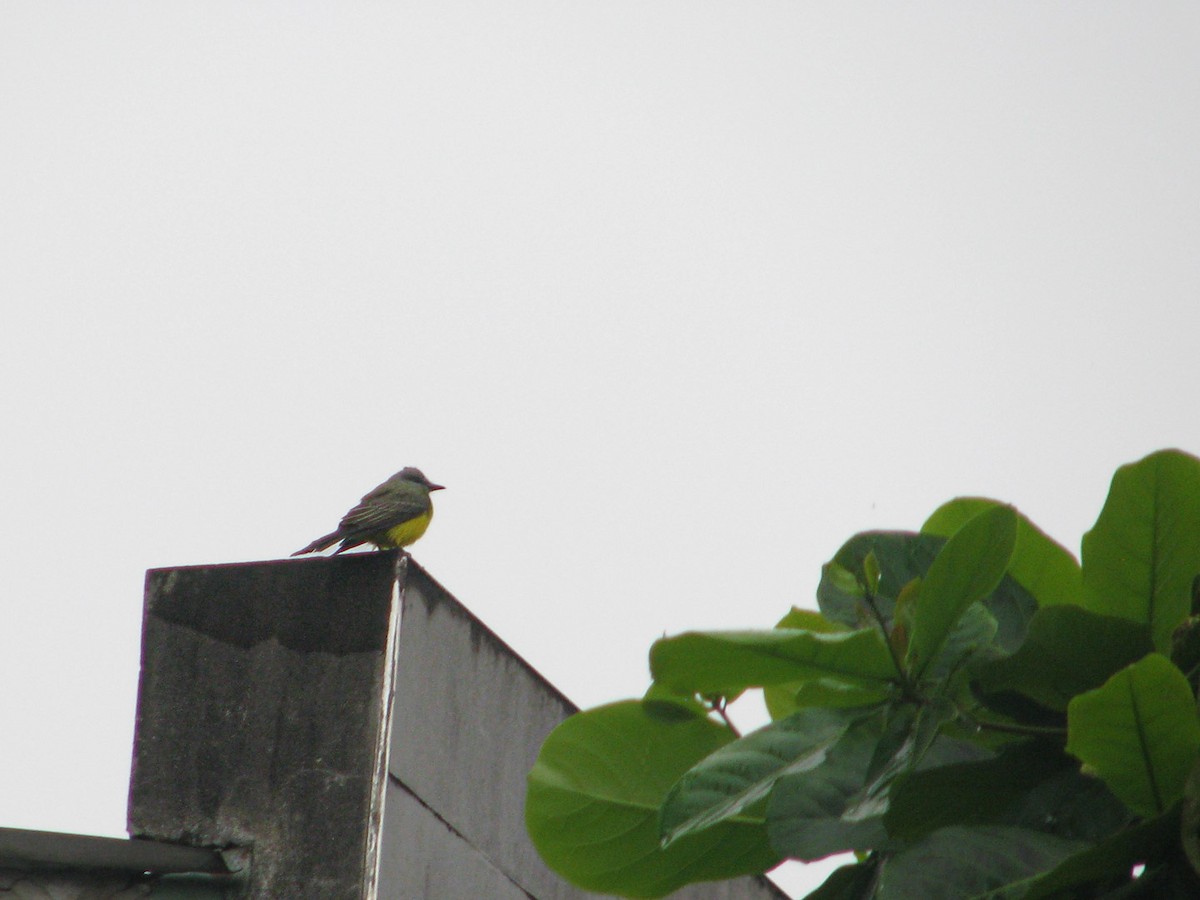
xmin=845 ymin=700 xmax=968 ymax=823
xmin=764 ymin=678 xmax=893 ymax=720
xmin=650 ymin=628 xmax=899 ymax=698
xmin=906 ymin=506 xmax=1018 ymax=679
xmin=886 ymin=741 xmax=1057 ymax=841
xmin=1000 ymin=767 xmax=1130 ymax=843
xmin=1171 ymin=614 xmax=1200 ymax=681
xmin=660 ymin=707 xmax=862 ymax=848
xmin=889 ymin=578 xmax=919 ymax=658
xmin=765 ymin=711 xmax=892 ymax=861
xmin=863 ymin=550 xmax=882 ymax=596
xmin=886 ymin=739 xmax=1128 ymax=844
xmin=1012 ymin=810 xmax=1180 ymax=899
xmin=875 ymin=825 xmax=1088 ymax=900
xmin=762 ymin=683 xmax=806 ymax=723
xmin=641 ymin=681 xmax=711 ymax=717
xmin=782 ymin=681 xmax=897 ymax=715
xmin=973 ymin=605 xmax=1154 ymax=711
xmin=526 ymin=700 xmax=778 ymax=898
xmin=923 ymin=602 xmax=998 ymax=686
xmin=762 ymin=611 xmax=890 ymax=719
xmin=924 ymin=497 xmax=1082 ymax=608
xmin=776 ymin=607 xmax=848 ymax=633
xmin=977 ymin=574 xmax=1039 ymax=656
xmin=823 ymin=545 xmax=1029 ymax=674
xmin=801 ymin=860 xmax=880 ymax=900
xmin=921 ymin=502 xmax=1044 ymax=655
xmin=1066 ymin=653 xmax=1200 ymax=817
xmin=1182 ymin=755 xmax=1200 ymax=877
xmin=1082 ymin=448 xmax=1200 ymax=652
xmin=818 ymin=531 xmax=945 ymax=629
xmin=771 ymin=712 xmax=988 ymax=863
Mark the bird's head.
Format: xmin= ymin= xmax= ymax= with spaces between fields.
xmin=399 ymin=467 xmax=445 ymax=492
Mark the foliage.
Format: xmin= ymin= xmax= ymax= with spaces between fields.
xmin=526 ymin=450 xmax=1200 ymax=898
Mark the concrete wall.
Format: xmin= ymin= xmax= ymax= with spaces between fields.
xmin=383 ymin=563 xmax=789 ymax=899
xmin=129 ymin=554 xmax=400 ymax=899
xmin=127 ymin=553 xmax=790 ymax=899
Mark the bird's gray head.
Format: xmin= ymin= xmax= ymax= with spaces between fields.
xmin=398 ymin=467 xmax=445 ymax=491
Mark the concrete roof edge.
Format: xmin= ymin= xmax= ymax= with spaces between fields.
xmin=0 ymin=826 xmax=229 ymax=875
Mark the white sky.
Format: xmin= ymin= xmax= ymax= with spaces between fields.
xmin=3 ymin=3 xmax=1199 ymax=897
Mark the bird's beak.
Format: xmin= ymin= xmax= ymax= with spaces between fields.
xmin=429 ymin=483 xmax=446 ymax=492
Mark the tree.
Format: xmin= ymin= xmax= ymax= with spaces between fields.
xmin=526 ymin=449 xmax=1200 ymax=898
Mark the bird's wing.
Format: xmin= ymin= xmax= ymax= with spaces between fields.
xmin=335 ymin=483 xmax=430 ymax=542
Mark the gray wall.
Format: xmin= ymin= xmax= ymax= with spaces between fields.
xmin=384 ymin=563 xmax=789 ymax=899
xmin=126 ymin=553 xmax=789 ymax=898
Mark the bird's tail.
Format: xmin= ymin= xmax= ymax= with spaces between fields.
xmin=291 ymin=531 xmax=343 ymax=556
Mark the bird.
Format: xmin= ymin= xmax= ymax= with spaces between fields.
xmin=292 ymin=467 xmax=445 ymax=556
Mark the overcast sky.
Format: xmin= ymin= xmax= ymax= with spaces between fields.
xmin=3 ymin=3 xmax=1199 ymax=896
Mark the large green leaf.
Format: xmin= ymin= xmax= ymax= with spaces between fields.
xmin=1082 ymin=448 xmax=1200 ymax=652
xmin=1066 ymin=653 xmax=1200 ymax=817
xmin=764 ymin=677 xmax=889 ymax=720
xmin=650 ymin=627 xmax=899 ymax=698
xmin=886 ymin=739 xmax=1128 ymax=844
xmin=973 ymin=605 xmax=1154 ymax=711
xmin=765 ymin=712 xmax=892 ymax=861
xmin=776 ymin=607 xmax=847 ymax=633
xmin=817 ymin=526 xmax=1033 ymax=658
xmin=923 ymin=602 xmax=998 ymax=686
xmin=771 ymin=714 xmax=989 ymax=863
xmin=801 ymin=860 xmax=880 ymax=900
xmin=975 ymin=574 xmax=1039 ymax=656
xmin=875 ymin=826 xmax=1088 ymax=899
xmin=924 ymin=497 xmax=1082 ymax=608
xmin=660 ymin=707 xmax=863 ymax=848
xmin=906 ymin=506 xmax=1018 ymax=679
xmin=886 ymin=741 xmax=1059 ymax=841
xmin=765 ymin=678 xmax=893 ymax=719
xmin=1182 ymin=755 xmax=1200 ymax=877
xmin=526 ymin=700 xmax=778 ymax=898
xmin=844 ymin=700 xmax=977 ymax=823
xmin=763 ymin=610 xmax=891 ymax=719
xmin=1009 ymin=810 xmax=1180 ymax=899
xmin=817 ymin=531 xmax=945 ymax=629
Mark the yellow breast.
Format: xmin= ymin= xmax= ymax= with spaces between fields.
xmin=377 ymin=508 xmax=434 ymax=549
